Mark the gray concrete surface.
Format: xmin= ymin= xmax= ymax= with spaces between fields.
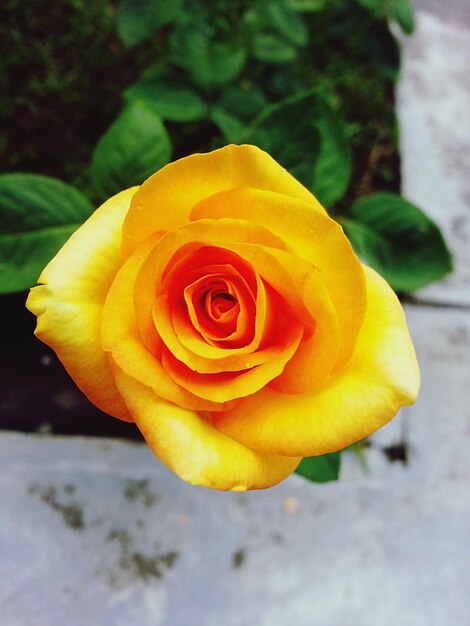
xmin=2 ymin=4 xmax=470 ymax=625
xmin=397 ymin=8 xmax=470 ymax=305
xmin=1 ymin=303 xmax=470 ymax=626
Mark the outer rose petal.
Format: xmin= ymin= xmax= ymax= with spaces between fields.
xmin=212 ymin=266 xmax=420 ymax=456
xmin=121 ymin=144 xmax=325 ymax=258
xmin=111 ymin=364 xmax=301 ymax=491
xmin=26 ymin=188 xmax=138 ymax=421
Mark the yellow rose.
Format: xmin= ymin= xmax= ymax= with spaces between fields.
xmin=26 ymin=145 xmax=419 ymax=491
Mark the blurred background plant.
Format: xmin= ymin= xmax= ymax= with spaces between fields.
xmin=0 ymin=0 xmax=452 ymax=482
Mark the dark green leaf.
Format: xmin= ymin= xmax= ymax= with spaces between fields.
xmin=217 ymin=85 xmax=268 ymax=121
xmin=295 ymin=452 xmax=341 ymax=483
xmin=0 ymin=174 xmax=93 ymax=293
xmin=243 ymin=91 xmax=351 ymax=207
xmin=390 ymin=0 xmax=415 ymax=34
xmin=125 ymin=79 xmax=207 ymax=122
xmin=342 ymin=192 xmax=453 ymax=292
xmin=287 ymin=0 xmax=328 ymax=12
xmin=90 ymin=101 xmax=171 ymax=200
xmin=311 ymin=98 xmax=352 ymax=206
xmin=355 ymin=0 xmax=383 ymax=14
xmin=252 ymin=33 xmax=298 ymax=63
xmin=366 ymin=21 xmax=401 ymax=79
xmin=265 ymin=2 xmax=308 ymax=46
xmin=170 ymin=29 xmax=247 ymax=86
xmin=117 ymin=0 xmax=182 ymax=48
xmin=211 ymin=107 xmax=246 ymax=143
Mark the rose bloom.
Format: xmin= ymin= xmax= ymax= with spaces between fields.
xmin=27 ymin=145 xmax=419 ymax=491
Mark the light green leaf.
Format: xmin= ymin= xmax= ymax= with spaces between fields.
xmin=390 ymin=0 xmax=415 ymax=34
xmin=117 ymin=0 xmax=182 ymax=48
xmin=287 ymin=0 xmax=328 ymax=12
xmin=252 ymin=33 xmax=298 ymax=63
xmin=125 ymin=79 xmax=207 ymax=122
xmin=170 ymin=29 xmax=247 ymax=86
xmin=342 ymin=192 xmax=453 ymax=292
xmin=266 ymin=2 xmax=308 ymax=46
xmin=90 ymin=100 xmax=171 ymax=200
xmin=243 ymin=91 xmax=351 ymax=207
xmin=0 ymin=174 xmax=93 ymax=293
xmin=311 ymin=98 xmax=352 ymax=206
xmin=295 ymin=452 xmax=341 ymax=483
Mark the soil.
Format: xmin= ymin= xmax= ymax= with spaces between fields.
xmin=0 ymin=291 xmax=143 ymax=440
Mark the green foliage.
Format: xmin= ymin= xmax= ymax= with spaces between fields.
xmin=390 ymin=0 xmax=415 ymax=35
xmin=125 ymin=79 xmax=207 ymax=122
xmin=216 ymin=85 xmax=268 ymax=121
xmin=2 ymin=0 xmax=449 ymax=301
xmin=265 ymin=2 xmax=309 ymax=46
xmin=0 ymin=174 xmax=93 ymax=293
xmin=243 ymin=91 xmax=351 ymax=207
xmin=355 ymin=0 xmax=415 ymax=33
xmin=117 ymin=0 xmax=183 ymax=48
xmin=170 ymin=24 xmax=247 ymax=86
xmin=287 ymin=0 xmax=328 ymax=11
xmin=210 ymin=108 xmax=246 ymax=143
xmin=251 ymin=34 xmax=298 ymax=64
xmin=90 ymin=100 xmax=171 ymax=200
xmin=366 ymin=21 xmax=401 ymax=79
xmin=295 ymin=451 xmax=341 ymax=483
xmin=342 ymin=193 xmax=453 ymax=292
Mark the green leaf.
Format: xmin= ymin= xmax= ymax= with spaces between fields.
xmin=125 ymin=79 xmax=207 ymax=122
xmin=210 ymin=107 xmax=245 ymax=143
xmin=117 ymin=0 xmax=182 ymax=48
xmin=170 ymin=29 xmax=247 ymax=86
xmin=355 ymin=0 xmax=383 ymax=13
xmin=342 ymin=192 xmax=453 ymax=292
xmin=287 ymin=0 xmax=328 ymax=12
xmin=243 ymin=91 xmax=351 ymax=207
xmin=90 ymin=100 xmax=171 ymax=200
xmin=366 ymin=21 xmax=401 ymax=79
xmin=252 ymin=33 xmax=298 ymax=63
xmin=265 ymin=2 xmax=308 ymax=46
xmin=311 ymin=98 xmax=352 ymax=206
xmin=390 ymin=0 xmax=415 ymax=34
xmin=295 ymin=452 xmax=341 ymax=483
xmin=216 ymin=85 xmax=268 ymax=121
xmin=0 ymin=174 xmax=93 ymax=293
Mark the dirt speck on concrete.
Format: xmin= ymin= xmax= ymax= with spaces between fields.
xmin=28 ymin=483 xmax=84 ymax=529
xmin=124 ymin=478 xmax=159 ymax=507
xmin=232 ymin=549 xmax=245 ymax=568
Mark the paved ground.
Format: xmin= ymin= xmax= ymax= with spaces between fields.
xmin=1 ymin=4 xmax=470 ymax=625
xmin=397 ymin=6 xmax=470 ymax=305
xmin=1 ymin=302 xmax=470 ymax=626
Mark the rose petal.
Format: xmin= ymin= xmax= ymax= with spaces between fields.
xmin=212 ymin=266 xmax=420 ymax=456
xmin=160 ymin=319 xmax=303 ymax=402
xmin=101 ymin=235 xmax=234 ymax=412
xmin=133 ymin=219 xmax=286 ymax=366
xmin=152 ymin=294 xmax=289 ymax=374
xmin=26 ymin=187 xmax=138 ymax=421
xmin=159 ymin=247 xmax=259 ymax=350
xmin=111 ymin=364 xmax=301 ymax=491
xmin=121 ymin=144 xmax=325 ymax=257
xmin=190 ymin=187 xmax=366 ymax=370
xmin=177 ymin=242 xmax=340 ymax=390
xmin=183 ymin=274 xmax=247 ymax=344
